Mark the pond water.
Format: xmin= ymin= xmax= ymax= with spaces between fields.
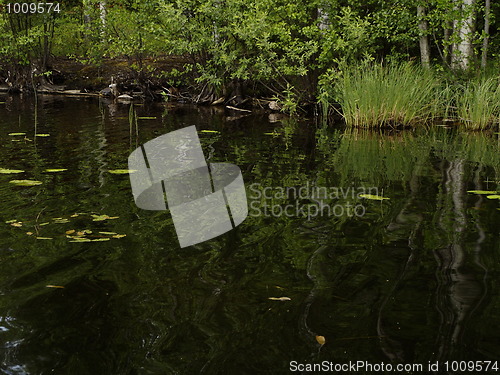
xmin=0 ymin=94 xmax=499 ymax=374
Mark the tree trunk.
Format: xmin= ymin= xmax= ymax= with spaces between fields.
xmin=443 ymin=21 xmax=453 ymax=65
xmin=451 ymin=0 xmax=475 ymax=70
xmin=318 ymin=8 xmax=328 ymax=31
xmin=417 ymin=6 xmax=430 ymax=67
xmin=481 ymin=0 xmax=490 ymax=68
xmin=100 ymin=0 xmax=107 ymax=42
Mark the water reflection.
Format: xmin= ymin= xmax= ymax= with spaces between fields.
xmin=0 ymin=95 xmax=499 ymax=374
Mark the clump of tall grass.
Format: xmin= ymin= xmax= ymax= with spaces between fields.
xmin=333 ymin=62 xmax=440 ymax=128
xmin=455 ymin=77 xmax=500 ymax=130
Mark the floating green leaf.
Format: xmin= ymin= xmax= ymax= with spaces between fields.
xmin=5 ymin=219 xmax=17 ymax=224
xmin=36 ymin=237 xmax=53 ymax=240
xmin=45 ymin=169 xmax=68 ymax=173
xmin=137 ymin=117 xmax=156 ymax=120
xmin=0 ymin=168 xmax=24 ymax=174
xmin=99 ymin=231 xmax=117 ymax=235
xmin=467 ymin=190 xmax=497 ymax=195
xmin=69 ymin=238 xmax=92 ymax=243
xmin=35 ymin=134 xmax=50 ymax=137
xmin=200 ymin=130 xmax=220 ymax=134
xmin=8 ymin=133 xmax=26 ymax=136
xmin=9 ymin=180 xmax=43 ymax=186
xmin=359 ymin=194 xmax=390 ymax=201
xmin=53 ymin=218 xmax=70 ymax=224
xmin=108 ymin=169 xmax=137 ymax=174
xmin=486 ymin=195 xmax=500 ymax=200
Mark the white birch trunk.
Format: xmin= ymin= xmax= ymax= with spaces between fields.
xmin=451 ymin=0 xmax=475 ymax=70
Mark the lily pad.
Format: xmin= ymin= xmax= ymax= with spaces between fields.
xmin=467 ymin=190 xmax=497 ymax=195
xmin=8 ymin=133 xmax=26 ymax=136
xmin=108 ymin=169 xmax=137 ymax=174
xmin=359 ymin=194 xmax=390 ymax=201
xmin=9 ymin=180 xmax=43 ymax=186
xmin=0 ymin=168 xmax=24 ymax=174
xmin=45 ymin=169 xmax=68 ymax=173
xmin=35 ymin=134 xmax=50 ymax=137
xmin=486 ymin=195 xmax=500 ymax=200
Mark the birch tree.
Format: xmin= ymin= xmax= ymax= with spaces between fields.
xmin=451 ymin=0 xmax=475 ymax=69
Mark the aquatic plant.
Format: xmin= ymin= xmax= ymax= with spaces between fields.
xmin=332 ymin=62 xmax=440 ymax=128
xmin=455 ymin=77 xmax=500 ymax=130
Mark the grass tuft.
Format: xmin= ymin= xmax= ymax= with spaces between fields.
xmin=455 ymin=77 xmax=500 ymax=130
xmin=332 ymin=62 xmax=440 ymax=128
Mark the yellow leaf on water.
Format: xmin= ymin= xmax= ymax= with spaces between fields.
xmin=316 ymin=335 xmax=326 ymax=345
xmin=5 ymin=219 xmax=17 ymax=224
xmin=8 ymin=133 xmax=26 ymax=136
xmin=66 ymin=230 xmax=76 ymax=235
xmin=268 ymin=297 xmax=291 ymax=301
xmin=46 ymin=285 xmax=64 ymax=289
xmin=10 ymin=222 xmax=22 ymax=227
xmin=467 ymin=190 xmax=497 ymax=195
xmin=359 ymin=194 xmax=390 ymax=201
xmin=9 ymin=180 xmax=42 ymax=186
xmin=0 ymin=168 xmax=24 ymax=174
xmin=112 ymin=234 xmax=126 ymax=238
xmin=36 ymin=237 xmax=53 ymax=240
xmin=99 ymin=231 xmax=117 ymax=235
xmin=26 ymin=232 xmax=33 ymax=235
xmin=35 ymin=134 xmax=50 ymax=137
xmin=45 ymin=169 xmax=67 ymax=172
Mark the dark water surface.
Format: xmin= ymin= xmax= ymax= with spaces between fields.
xmin=0 ymin=94 xmax=499 ymax=374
